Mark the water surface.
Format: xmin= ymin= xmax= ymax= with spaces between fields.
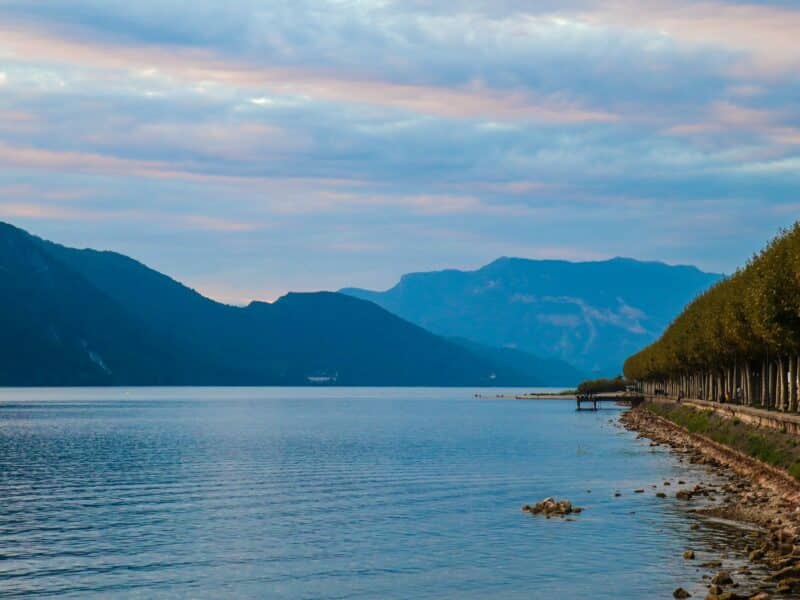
xmin=0 ymin=388 xmax=743 ymax=598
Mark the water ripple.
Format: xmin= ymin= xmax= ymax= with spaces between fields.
xmin=0 ymin=388 xmax=746 ymax=598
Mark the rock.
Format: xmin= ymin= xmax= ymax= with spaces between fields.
xmin=677 ymin=489 xmax=693 ymax=500
xmin=684 ymin=550 xmax=695 ymax=559
xmin=673 ymin=587 xmax=692 ymax=598
xmin=768 ymin=565 xmax=800 ymax=581
xmin=711 ymin=571 xmax=733 ymax=586
xmin=775 ymin=578 xmax=800 ymax=593
xmin=634 ymin=489 xmax=645 ymax=494
xmin=770 ymin=555 xmax=795 ymax=569
xmin=525 ymin=497 xmax=581 ymax=517
xmin=749 ymin=547 xmax=766 ymax=561
xmin=657 ymin=492 xmax=667 ymax=498
xmin=748 ymin=593 xmax=770 ymax=600
xmin=777 ymin=543 xmax=794 ymax=556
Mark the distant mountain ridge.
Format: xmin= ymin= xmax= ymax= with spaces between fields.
xmin=447 ymin=337 xmax=583 ymax=385
xmin=0 ymin=222 xmax=577 ymax=387
xmin=341 ymin=256 xmax=723 ymax=376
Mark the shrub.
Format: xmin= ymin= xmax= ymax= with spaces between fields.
xmin=577 ymin=376 xmax=628 ymax=395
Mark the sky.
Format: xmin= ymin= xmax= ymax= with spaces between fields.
xmin=0 ymin=0 xmax=798 ymax=304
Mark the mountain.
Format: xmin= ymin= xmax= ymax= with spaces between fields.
xmin=448 ymin=337 xmax=583 ymax=386
xmin=341 ymin=257 xmax=723 ymax=377
xmin=0 ymin=222 xmax=563 ymax=387
xmin=0 ymin=223 xmax=181 ymax=385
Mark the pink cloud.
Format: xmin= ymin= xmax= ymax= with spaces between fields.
xmin=0 ymin=201 xmax=258 ymax=233
xmin=577 ymin=0 xmax=800 ymax=75
xmin=0 ymin=25 xmax=617 ymax=124
xmin=665 ymin=101 xmax=800 ymax=147
xmin=0 ymin=202 xmax=96 ymax=220
xmin=0 ymin=138 xmax=370 ymax=196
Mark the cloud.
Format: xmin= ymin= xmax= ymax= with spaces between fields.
xmin=0 ymin=0 xmax=796 ymax=298
xmin=0 ymin=25 xmax=620 ymax=124
xmin=576 ymin=0 xmax=800 ymax=74
xmin=0 ymin=201 xmax=258 ymax=232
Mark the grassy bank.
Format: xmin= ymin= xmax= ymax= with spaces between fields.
xmin=645 ymin=401 xmax=800 ymax=480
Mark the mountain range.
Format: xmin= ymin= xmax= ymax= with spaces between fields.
xmin=0 ymin=222 xmax=577 ymax=387
xmin=0 ymin=222 xmax=721 ymax=386
xmin=342 ymin=257 xmax=722 ymax=376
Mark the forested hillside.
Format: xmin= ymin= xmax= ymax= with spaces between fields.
xmin=0 ymin=221 xmax=556 ymax=387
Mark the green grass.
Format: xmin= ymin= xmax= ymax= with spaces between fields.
xmin=644 ymin=402 xmax=800 ymax=480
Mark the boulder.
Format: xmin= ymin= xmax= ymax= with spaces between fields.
xmin=711 ymin=571 xmax=733 ymax=586
xmin=523 ymin=497 xmax=582 ymax=517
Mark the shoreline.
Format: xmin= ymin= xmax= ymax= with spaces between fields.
xmin=622 ymin=402 xmax=800 ymax=598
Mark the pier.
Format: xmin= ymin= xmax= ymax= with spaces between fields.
xmin=576 ymin=393 xmax=644 ymax=411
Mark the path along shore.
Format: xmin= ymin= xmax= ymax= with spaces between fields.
xmin=623 ymin=399 xmax=800 ymax=598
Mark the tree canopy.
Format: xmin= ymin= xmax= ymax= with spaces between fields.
xmin=624 ymin=222 xmax=800 ymax=382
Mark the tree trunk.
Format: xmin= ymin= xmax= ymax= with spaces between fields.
xmin=744 ymin=362 xmax=751 ymax=405
xmin=769 ymin=361 xmax=775 ymax=409
xmin=725 ymin=367 xmax=730 ymax=400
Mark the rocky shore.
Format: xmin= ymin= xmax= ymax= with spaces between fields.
xmin=622 ymin=403 xmax=800 ymax=599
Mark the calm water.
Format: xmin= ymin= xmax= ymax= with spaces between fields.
xmin=0 ymin=388 xmax=745 ymax=598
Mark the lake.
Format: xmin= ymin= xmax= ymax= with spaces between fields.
xmin=0 ymin=387 xmax=744 ymax=598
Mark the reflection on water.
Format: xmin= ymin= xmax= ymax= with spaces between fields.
xmin=0 ymin=388 xmax=753 ymax=598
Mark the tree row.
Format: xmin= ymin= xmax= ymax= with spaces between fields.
xmin=624 ymin=222 xmax=800 ymax=411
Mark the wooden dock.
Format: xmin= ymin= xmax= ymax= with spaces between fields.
xmin=576 ymin=393 xmax=644 ymax=411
